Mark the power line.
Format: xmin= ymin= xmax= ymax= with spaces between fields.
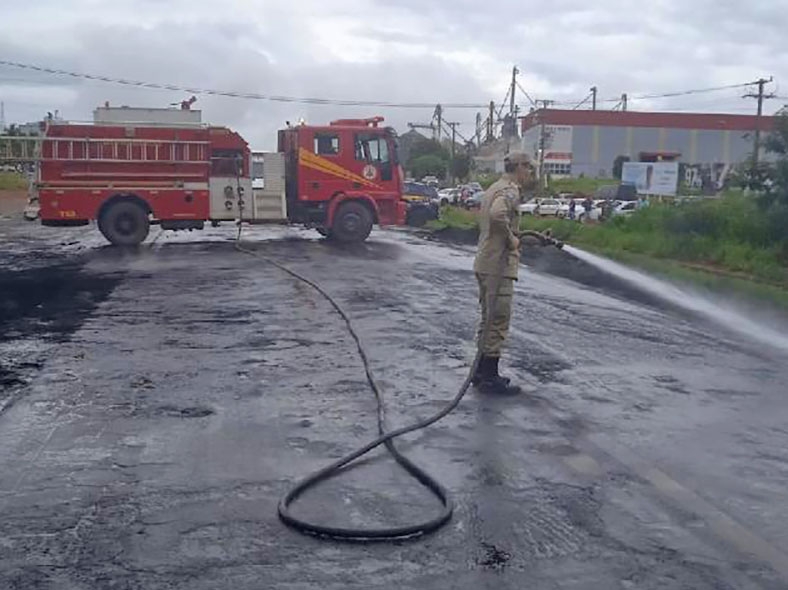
xmin=571 ymin=92 xmax=593 ymax=111
xmin=0 ymin=59 xmax=775 ymax=118
xmin=514 ymin=80 xmax=537 ymax=108
xmin=630 ymin=82 xmax=756 ymax=101
xmin=495 ymin=87 xmax=510 ymax=121
xmin=440 ymin=119 xmax=471 ymax=145
xmin=551 ymin=81 xmax=759 ymax=107
xmin=0 ymin=59 xmax=488 ymax=109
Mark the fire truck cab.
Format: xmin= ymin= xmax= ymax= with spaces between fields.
xmin=30 ymin=106 xmax=406 ymax=246
xmin=278 ymin=117 xmax=405 ymax=241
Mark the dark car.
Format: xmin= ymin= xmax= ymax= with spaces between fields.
xmin=403 ymin=182 xmax=439 ymax=227
xmin=403 ymin=182 xmax=438 ymax=202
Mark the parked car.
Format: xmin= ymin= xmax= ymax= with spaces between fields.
xmin=557 ymin=199 xmax=575 ymax=218
xmin=435 ymin=188 xmax=460 ymax=207
xmin=464 ymin=190 xmax=485 ymax=209
xmin=577 ymin=203 xmax=602 ymax=222
xmin=402 ymin=182 xmax=439 ymax=226
xmin=406 ymin=202 xmax=439 ymax=226
xmin=519 ymin=198 xmax=540 ymax=215
xmin=421 ymin=175 xmax=440 ymax=187
xmin=613 ymin=201 xmax=638 ymax=217
xmin=403 ymin=182 xmax=438 ymax=203
xmin=535 ymin=198 xmax=562 ymax=216
xmin=466 ymin=182 xmax=483 ymax=192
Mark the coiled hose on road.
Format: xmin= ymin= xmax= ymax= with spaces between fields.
xmin=234 ymin=206 xmax=560 ymax=540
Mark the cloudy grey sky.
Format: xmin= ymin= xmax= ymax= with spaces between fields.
xmin=1 ymin=0 xmax=786 ymax=149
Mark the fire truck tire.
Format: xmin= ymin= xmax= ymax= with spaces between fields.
xmin=98 ymin=200 xmax=150 ymax=246
xmin=331 ymin=201 xmax=373 ymax=243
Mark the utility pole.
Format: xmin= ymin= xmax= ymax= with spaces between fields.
xmin=536 ymin=99 xmax=553 ymax=189
xmin=446 ymin=122 xmax=459 ymax=184
xmin=744 ymin=77 xmax=774 ymax=167
xmin=510 ymin=66 xmax=518 ymax=119
xmin=621 ymin=93 xmax=628 ymax=112
xmin=475 ymin=112 xmax=482 ymax=147
xmin=487 ymin=101 xmax=495 ymax=143
xmin=590 ymin=87 xmax=597 ymax=111
xmin=407 ymin=122 xmax=436 ymax=141
xmin=435 ymin=104 xmax=443 ymax=143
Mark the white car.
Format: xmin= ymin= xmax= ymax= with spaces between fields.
xmin=535 ymin=198 xmax=561 ymax=216
xmin=557 ymin=200 xmax=574 ymax=218
xmin=519 ymin=198 xmax=540 ymax=215
xmin=575 ymin=199 xmax=602 ymax=222
xmin=436 ymin=188 xmax=456 ymax=206
xmin=614 ymin=201 xmax=638 ymax=217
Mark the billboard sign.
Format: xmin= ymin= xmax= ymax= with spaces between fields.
xmin=621 ymin=162 xmax=679 ymax=196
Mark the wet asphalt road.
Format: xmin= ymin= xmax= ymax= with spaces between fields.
xmin=1 ymin=218 xmax=788 ymax=589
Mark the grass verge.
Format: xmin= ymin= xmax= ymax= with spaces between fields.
xmin=426 ymin=202 xmax=788 ymax=310
xmin=0 ymin=172 xmax=28 ymax=191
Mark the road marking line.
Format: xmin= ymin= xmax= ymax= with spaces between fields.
xmin=563 ymin=453 xmax=604 ymax=476
xmin=587 ymin=433 xmax=788 ymax=580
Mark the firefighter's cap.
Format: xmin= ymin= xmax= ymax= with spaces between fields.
xmin=504 ymin=151 xmax=531 ymax=166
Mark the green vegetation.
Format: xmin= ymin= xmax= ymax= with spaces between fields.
xmin=405 ymin=135 xmax=474 ymax=183
xmin=410 ymin=154 xmax=447 ymax=180
xmin=427 ymin=206 xmax=478 ymax=231
xmin=426 ymin=195 xmax=788 ymax=306
xmin=547 ymin=176 xmax=616 ymax=194
xmin=520 ymin=197 xmax=788 ymax=286
xmin=0 ymin=172 xmax=28 ymax=190
xmin=475 ymin=173 xmax=501 ymax=190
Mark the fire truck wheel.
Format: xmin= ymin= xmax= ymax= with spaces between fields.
xmin=331 ymin=201 xmax=373 ymax=243
xmin=98 ymin=200 xmax=150 ymax=246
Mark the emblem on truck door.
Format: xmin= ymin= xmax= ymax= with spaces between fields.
xmin=362 ymin=165 xmax=377 ymax=181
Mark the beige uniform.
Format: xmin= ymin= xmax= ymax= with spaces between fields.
xmin=473 ymin=175 xmax=521 ymax=356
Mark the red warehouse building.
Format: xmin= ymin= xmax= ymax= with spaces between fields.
xmin=520 ymin=109 xmax=779 ymax=190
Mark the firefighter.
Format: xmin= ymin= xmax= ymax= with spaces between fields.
xmin=472 ymin=152 xmax=534 ymax=395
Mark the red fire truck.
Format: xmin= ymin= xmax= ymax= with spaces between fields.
xmin=28 ymin=107 xmax=407 ymax=245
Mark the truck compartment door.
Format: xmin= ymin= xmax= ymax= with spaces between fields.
xmin=209 ymin=149 xmax=252 ymax=220
xmin=252 ymin=152 xmax=287 ymax=221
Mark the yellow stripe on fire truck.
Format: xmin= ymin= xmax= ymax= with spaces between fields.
xmin=298 ymin=148 xmax=381 ymax=189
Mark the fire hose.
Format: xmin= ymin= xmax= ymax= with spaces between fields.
xmin=233 ymin=186 xmax=562 ymax=540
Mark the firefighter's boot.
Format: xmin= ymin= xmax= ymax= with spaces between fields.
xmin=472 ymin=356 xmax=510 ymax=386
xmin=478 ymin=357 xmax=521 ymax=395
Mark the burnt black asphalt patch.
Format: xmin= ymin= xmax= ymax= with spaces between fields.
xmin=0 ymin=264 xmax=122 ymax=343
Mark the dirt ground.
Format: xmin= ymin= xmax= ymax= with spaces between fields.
xmin=0 ymin=190 xmax=27 ymax=217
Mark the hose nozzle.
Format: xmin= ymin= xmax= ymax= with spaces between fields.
xmin=520 ymin=229 xmax=564 ymax=249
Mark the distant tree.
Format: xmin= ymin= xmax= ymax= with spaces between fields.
xmin=408 ymin=138 xmax=449 ymax=164
xmin=612 ymin=155 xmax=630 ymax=179
xmin=452 ymin=153 xmax=472 ymax=182
xmin=738 ymin=114 xmax=788 ymax=208
xmin=410 ymin=154 xmax=447 ymax=180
